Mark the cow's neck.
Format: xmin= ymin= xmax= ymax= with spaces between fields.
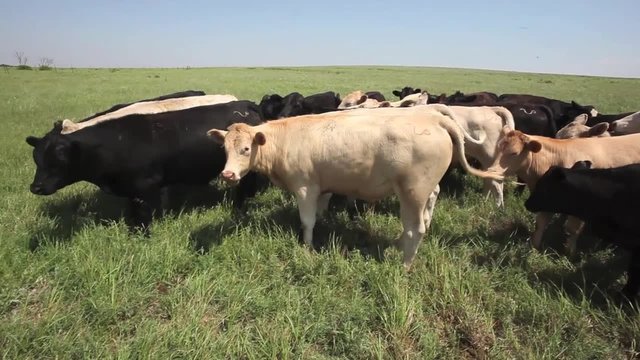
xmin=525 ymin=139 xmax=568 ymax=188
xmin=251 ymin=124 xmax=285 ymax=184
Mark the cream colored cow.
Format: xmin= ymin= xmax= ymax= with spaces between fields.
xmin=61 ymin=94 xmax=238 ymax=134
xmin=208 ymin=107 xmax=503 ymax=267
xmin=424 ymin=104 xmax=515 ymax=206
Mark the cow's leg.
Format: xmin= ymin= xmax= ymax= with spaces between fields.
xmin=622 ymin=250 xmax=640 ymax=299
xmin=396 ymin=189 xmax=430 ymax=269
xmin=563 ymin=216 xmax=585 ymax=257
xmin=234 ymin=171 xmax=259 ymax=208
xmin=129 ymin=191 xmax=161 ymax=235
xmin=423 ymin=184 xmax=440 ymax=229
xmin=316 ymin=193 xmax=332 ymax=219
xmin=530 ymin=212 xmax=553 ymax=250
xmin=295 ymin=186 xmax=320 ymax=248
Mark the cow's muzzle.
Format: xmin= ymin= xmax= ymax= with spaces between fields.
xmin=220 ymin=170 xmax=240 ymax=184
xmin=30 ymin=183 xmax=54 ymax=195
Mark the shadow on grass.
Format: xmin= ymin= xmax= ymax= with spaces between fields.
xmin=28 ymin=183 xmax=247 ymax=251
xmin=471 ymin=215 xmax=634 ymax=308
xmin=257 ymin=201 xmax=393 ymax=263
xmin=188 ymin=219 xmax=237 ymax=254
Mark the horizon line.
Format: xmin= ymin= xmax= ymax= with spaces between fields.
xmin=3 ymin=63 xmax=639 ymax=80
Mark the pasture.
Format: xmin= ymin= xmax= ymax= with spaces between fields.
xmin=1 ymin=66 xmax=640 ymax=359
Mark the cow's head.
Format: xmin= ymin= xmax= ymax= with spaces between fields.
xmin=428 ymin=93 xmax=447 ymax=104
xmin=524 ymin=160 xmax=591 ymax=213
xmin=392 ymin=87 xmax=422 ymax=100
xmin=26 ymin=121 xmax=84 ymax=195
xmin=278 ymin=92 xmax=305 ymax=118
xmin=338 ymin=91 xmax=368 ymax=109
xmin=609 ymin=112 xmax=640 ymax=135
xmin=488 ymin=127 xmax=541 ymax=176
xmin=207 ymin=123 xmax=264 ymax=184
xmin=259 ymin=94 xmax=284 ymax=120
xmin=555 ymin=114 xmax=610 ymax=139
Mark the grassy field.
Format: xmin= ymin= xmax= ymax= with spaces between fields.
xmin=1 ymin=66 xmax=640 ymax=359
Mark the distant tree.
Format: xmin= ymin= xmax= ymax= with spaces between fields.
xmin=15 ymin=51 xmax=32 ymax=70
xmin=38 ymin=57 xmax=54 ymax=70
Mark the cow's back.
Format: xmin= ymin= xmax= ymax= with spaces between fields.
xmin=70 ymin=101 xmax=263 ymax=187
xmin=271 ymin=108 xmax=453 ymax=200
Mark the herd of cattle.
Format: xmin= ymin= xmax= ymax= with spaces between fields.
xmin=25 ymin=86 xmax=640 ymax=299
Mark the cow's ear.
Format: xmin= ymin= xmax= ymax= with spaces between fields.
xmin=586 ymin=122 xmax=609 ymax=137
xmin=392 ymin=90 xmax=401 ymax=97
xmin=357 ymin=95 xmax=368 ymax=105
xmin=526 ymin=140 xmax=542 ymax=153
xmin=571 ymin=160 xmax=592 ymax=170
xmin=26 ymin=136 xmax=40 ymax=147
xmin=414 ymin=88 xmax=422 ymax=94
xmin=261 ymin=94 xmax=270 ymax=102
xmin=207 ymin=129 xmax=227 ymax=144
xmin=573 ymin=113 xmax=589 ymax=125
xmin=253 ymin=132 xmax=266 ymax=146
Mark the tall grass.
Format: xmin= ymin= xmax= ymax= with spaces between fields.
xmin=1 ymin=67 xmax=639 ymax=359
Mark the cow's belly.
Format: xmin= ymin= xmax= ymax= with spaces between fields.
xmin=321 ymin=175 xmax=394 ymax=201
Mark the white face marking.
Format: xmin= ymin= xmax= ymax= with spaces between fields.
xmin=590 ymin=108 xmax=599 ymax=117
xmin=60 ymin=94 xmax=238 ymax=134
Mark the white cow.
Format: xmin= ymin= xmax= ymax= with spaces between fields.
xmin=61 ymin=94 xmax=238 ymax=134
xmin=423 ymin=104 xmax=515 ymax=206
xmin=609 ymin=111 xmax=640 ymax=135
xmin=208 ymin=107 xmax=502 ymax=267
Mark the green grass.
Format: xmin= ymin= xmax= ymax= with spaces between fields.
xmin=1 ymin=66 xmax=640 ymax=359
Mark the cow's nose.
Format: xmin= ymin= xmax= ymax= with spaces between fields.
xmin=221 ymin=170 xmax=235 ymax=180
xmin=30 ymin=183 xmax=43 ymax=194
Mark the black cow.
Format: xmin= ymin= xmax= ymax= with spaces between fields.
xmin=497 ymin=94 xmax=596 ymax=130
xmin=392 ymin=87 xmax=422 ymax=100
xmin=83 ymin=90 xmax=206 ymax=121
xmin=258 ymin=92 xmax=304 ymax=120
xmin=364 ymin=91 xmax=386 ymax=102
xmin=26 ymin=100 xmax=264 ymax=232
xmin=525 ymin=161 xmax=640 ymax=298
xmin=500 ymin=103 xmax=557 ymax=137
xmin=279 ymin=92 xmax=305 ymax=118
xmin=302 ymin=91 xmax=341 ymax=114
xmin=258 ymin=94 xmax=284 ymax=120
xmin=444 ymin=91 xmax=498 ymax=106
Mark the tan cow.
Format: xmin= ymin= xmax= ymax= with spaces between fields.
xmin=555 ymin=114 xmax=610 ymax=139
xmin=60 ymin=94 xmax=238 ymax=134
xmin=343 ymin=98 xmax=391 ymax=109
xmin=337 ymin=91 xmax=369 ymax=109
xmin=425 ymin=104 xmax=515 ymax=206
xmin=488 ymin=128 xmax=640 ymax=254
xmin=208 ymin=107 xmax=503 ymax=267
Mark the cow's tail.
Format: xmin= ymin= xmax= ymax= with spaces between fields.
xmin=492 ymin=106 xmax=516 ymax=129
xmin=427 ymin=104 xmax=486 ymax=145
xmin=438 ymin=114 xmax=504 ymax=181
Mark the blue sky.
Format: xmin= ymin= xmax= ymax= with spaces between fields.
xmin=2 ymin=0 xmax=639 ymax=77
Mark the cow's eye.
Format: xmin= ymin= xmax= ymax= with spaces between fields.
xmin=242 ymin=147 xmax=250 ymax=155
